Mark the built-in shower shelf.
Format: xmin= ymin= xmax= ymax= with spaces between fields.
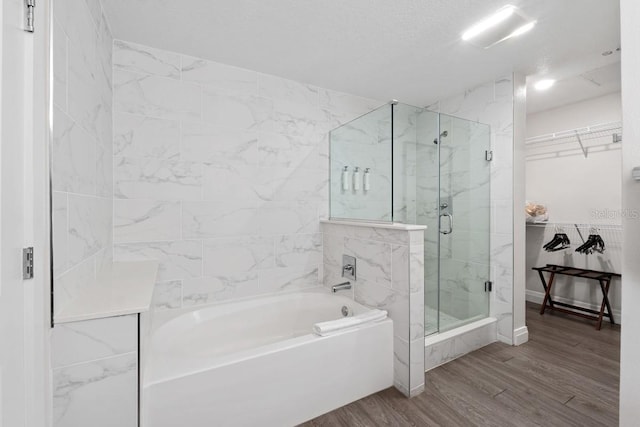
xmin=55 ymin=261 xmax=159 ymax=324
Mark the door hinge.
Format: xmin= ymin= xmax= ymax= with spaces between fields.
xmin=484 ymin=280 xmax=492 ymax=292
xmin=485 ymin=150 xmax=493 ymax=161
xmin=25 ymin=0 xmax=35 ymax=33
xmin=23 ymin=247 xmax=34 ymax=279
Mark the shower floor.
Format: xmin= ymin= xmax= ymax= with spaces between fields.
xmin=425 ymin=306 xmax=461 ymax=335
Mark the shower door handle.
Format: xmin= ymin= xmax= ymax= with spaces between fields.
xmin=440 ymin=212 xmax=453 ymax=235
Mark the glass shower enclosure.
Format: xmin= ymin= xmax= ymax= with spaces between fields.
xmin=329 ymin=102 xmax=491 ymax=336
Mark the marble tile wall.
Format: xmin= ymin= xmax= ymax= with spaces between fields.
xmin=111 ymin=40 xmax=382 ymax=309
xmin=321 ymin=221 xmax=425 ymax=397
xmin=52 ymin=0 xmax=114 ymax=314
xmin=51 ymin=315 xmax=138 ymax=427
xmin=428 ymin=75 xmax=516 ymax=344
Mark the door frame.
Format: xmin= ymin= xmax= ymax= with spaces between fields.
xmin=23 ymin=0 xmax=52 ymax=425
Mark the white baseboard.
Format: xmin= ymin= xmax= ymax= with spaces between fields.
xmin=525 ymin=289 xmax=621 ymax=323
xmin=513 ymin=326 xmax=529 ymax=346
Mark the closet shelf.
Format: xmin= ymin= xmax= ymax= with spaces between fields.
xmin=525 ymin=121 xmax=622 ymax=159
xmin=526 ymin=222 xmax=622 ymax=231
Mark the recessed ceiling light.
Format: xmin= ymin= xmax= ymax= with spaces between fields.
xmin=461 ymin=5 xmax=537 ymax=49
xmin=534 ymin=79 xmax=556 ymax=91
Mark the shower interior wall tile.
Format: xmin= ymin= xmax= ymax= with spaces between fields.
xmin=52 ymin=0 xmax=114 ymax=315
xmin=111 ymin=39 xmax=381 ymax=308
xmin=430 ymin=75 xmax=515 ymax=344
xmin=51 ymin=314 xmax=138 ymax=427
xmin=321 ymin=222 xmax=425 ymax=396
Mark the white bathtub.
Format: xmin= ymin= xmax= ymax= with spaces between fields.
xmin=142 ymin=289 xmax=394 ymax=427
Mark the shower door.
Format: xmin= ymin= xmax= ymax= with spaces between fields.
xmin=436 ymin=114 xmax=491 ymax=332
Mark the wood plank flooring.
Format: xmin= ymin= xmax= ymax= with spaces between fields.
xmin=301 ymin=302 xmax=620 ymax=427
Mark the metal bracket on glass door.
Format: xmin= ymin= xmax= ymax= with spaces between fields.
xmin=440 ymin=212 xmax=453 ymax=234
xmin=24 ymin=0 xmax=35 ymax=32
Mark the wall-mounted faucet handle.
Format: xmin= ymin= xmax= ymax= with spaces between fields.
xmin=342 ymin=255 xmax=356 ymax=280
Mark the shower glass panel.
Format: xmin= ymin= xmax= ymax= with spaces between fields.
xmin=328 ymin=102 xmax=491 ymax=336
xmin=432 ymin=114 xmax=491 ymax=333
xmin=329 ymin=105 xmax=392 ymax=221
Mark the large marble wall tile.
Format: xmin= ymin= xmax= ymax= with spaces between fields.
xmin=53 ymin=192 xmax=69 ymax=276
xmin=258 ymin=201 xmax=319 ymax=235
xmin=113 ymin=69 xmax=201 ymax=121
xmin=153 ymin=281 xmax=182 ymax=311
xmin=275 ymin=233 xmax=322 ymax=268
xmin=114 ymin=200 xmax=181 ymax=243
xmin=319 ymin=89 xmax=382 ymax=117
xmin=114 ymin=157 xmax=202 ymax=201
xmin=201 ymin=165 xmax=258 ymax=202
xmin=52 ymin=107 xmax=96 ymax=194
xmin=258 ymin=73 xmax=319 ymax=107
xmin=67 ymin=195 xmax=111 ymax=266
xmin=113 ymin=40 xmax=180 ymax=79
xmin=392 ymin=245 xmax=410 ymax=293
xmin=52 ymin=315 xmax=137 ymax=369
xmin=182 ymin=274 xmax=259 ymax=306
xmin=96 ymin=133 xmax=113 ymax=198
xmin=182 ymin=55 xmax=257 ymax=96
xmin=53 ymin=353 xmax=137 ymax=427
xmin=345 ymin=238 xmax=392 ymax=287
xmin=257 ymin=132 xmax=318 ymax=169
xmin=113 ymin=112 xmax=180 ymax=159
xmin=253 ymin=167 xmax=327 ymax=202
xmin=355 ymin=278 xmax=408 ymax=340
xmin=53 ymin=18 xmax=68 ymax=112
xmin=270 ymin=99 xmax=327 ymax=140
xmin=203 ymin=236 xmax=275 ymax=275
xmin=258 ymin=266 xmax=319 ymax=293
xmin=182 ymin=202 xmax=258 ymax=238
xmin=182 ymin=122 xmax=258 ymax=167
xmin=201 ymin=89 xmax=273 ymax=130
xmin=67 ymin=41 xmax=109 ymax=144
xmin=55 ymin=257 xmax=95 ymax=314
xmin=54 ymin=0 xmax=98 ymax=72
xmin=114 ymin=240 xmax=202 ymax=282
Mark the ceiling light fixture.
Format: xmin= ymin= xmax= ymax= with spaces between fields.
xmin=505 ymin=21 xmax=537 ymax=39
xmin=461 ymin=5 xmax=536 ymax=49
xmin=534 ymin=79 xmax=556 ymax=91
xmin=461 ymin=5 xmax=515 ymax=41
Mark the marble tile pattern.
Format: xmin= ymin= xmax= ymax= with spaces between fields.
xmin=427 ymin=76 xmax=516 ymax=344
xmin=321 ymin=222 xmax=425 ymax=397
xmin=52 ymin=314 xmax=138 ymax=427
xmin=52 ymin=0 xmax=114 ymax=314
xmin=111 ymin=40 xmax=382 ymax=309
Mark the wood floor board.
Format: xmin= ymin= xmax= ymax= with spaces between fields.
xmin=300 ymin=303 xmax=619 ymax=427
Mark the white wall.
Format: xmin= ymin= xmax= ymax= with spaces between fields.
xmin=110 ymin=40 xmax=381 ymax=310
xmin=619 ymin=0 xmax=640 ymax=423
xmin=526 ymin=93 xmax=622 ymax=224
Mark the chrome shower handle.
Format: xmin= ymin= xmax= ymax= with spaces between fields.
xmin=440 ymin=212 xmax=453 ymax=235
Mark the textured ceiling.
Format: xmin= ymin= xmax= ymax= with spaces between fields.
xmin=101 ymin=0 xmax=620 ymax=110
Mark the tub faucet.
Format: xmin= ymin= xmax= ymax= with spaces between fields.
xmin=332 ymin=281 xmax=352 ymax=293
